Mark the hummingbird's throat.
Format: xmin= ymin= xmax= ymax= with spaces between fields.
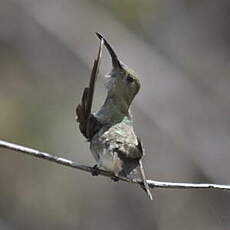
xmin=107 ymin=91 xmax=132 ymax=113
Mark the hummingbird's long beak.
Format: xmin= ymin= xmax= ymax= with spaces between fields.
xmin=96 ymin=32 xmax=122 ymax=69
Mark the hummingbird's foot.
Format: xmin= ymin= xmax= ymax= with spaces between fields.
xmin=91 ymin=164 xmax=99 ymax=176
xmin=111 ymin=176 xmax=120 ymax=182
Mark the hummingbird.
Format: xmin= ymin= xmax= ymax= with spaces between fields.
xmin=76 ymin=33 xmax=152 ymax=200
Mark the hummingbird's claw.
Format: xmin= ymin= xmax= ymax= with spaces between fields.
xmin=91 ymin=164 xmax=99 ymax=176
xmin=111 ymin=175 xmax=120 ymax=182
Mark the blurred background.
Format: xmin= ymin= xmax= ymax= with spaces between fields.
xmin=0 ymin=0 xmax=230 ymax=229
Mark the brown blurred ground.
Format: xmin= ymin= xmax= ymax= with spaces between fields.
xmin=1 ymin=0 xmax=230 ymax=229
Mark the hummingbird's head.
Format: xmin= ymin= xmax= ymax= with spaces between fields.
xmin=96 ymin=33 xmax=140 ymax=109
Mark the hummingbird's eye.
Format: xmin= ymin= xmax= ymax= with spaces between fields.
xmin=126 ymin=75 xmax=134 ymax=84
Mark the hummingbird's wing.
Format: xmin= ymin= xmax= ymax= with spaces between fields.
xmin=116 ymin=138 xmax=153 ymax=200
xmin=76 ymin=38 xmax=104 ymax=140
xmin=96 ymin=122 xmax=152 ymax=199
xmin=137 ymin=159 xmax=153 ymax=200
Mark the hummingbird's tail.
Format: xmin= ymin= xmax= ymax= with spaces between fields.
xmin=137 ymin=160 xmax=153 ymax=200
